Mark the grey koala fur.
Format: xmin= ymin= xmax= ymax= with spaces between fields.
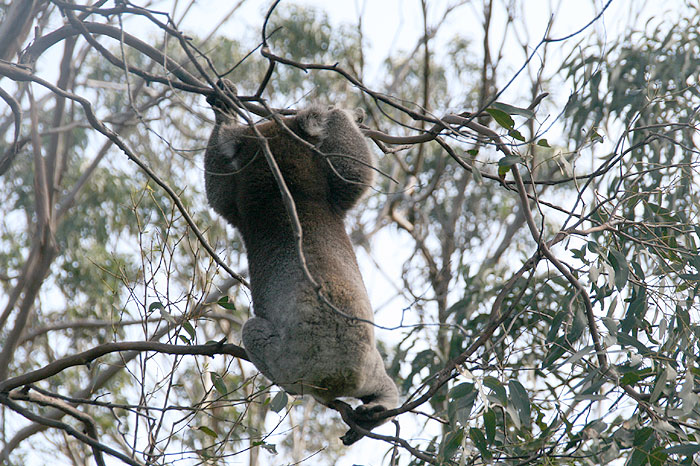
xmin=204 ymin=86 xmax=399 ymax=444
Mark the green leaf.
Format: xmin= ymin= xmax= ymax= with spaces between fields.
xmin=648 ymin=447 xmax=668 ymax=466
xmin=497 ymin=155 xmax=523 ymax=178
xmin=270 ymin=391 xmax=288 ymax=413
xmin=178 ymin=335 xmax=191 ymax=345
xmin=490 ymin=101 xmax=535 ymax=119
xmin=546 ymin=310 xmax=567 ymax=342
xmin=508 ymin=379 xmax=531 ymax=427
xmin=484 ymin=409 xmax=496 ymax=444
xmin=469 ymin=427 xmax=492 ymax=460
xmin=620 ymin=371 xmax=641 ymax=386
xmin=440 ymin=429 xmax=464 ymax=460
xmin=628 ymin=447 xmax=649 ymax=466
xmin=182 ymin=320 xmax=196 ymax=340
xmin=217 ymin=296 xmax=236 ymax=310
xmin=634 ymin=427 xmax=654 ymax=446
xmin=537 ymin=138 xmax=551 ymax=147
xmin=210 ymin=372 xmax=228 ymax=396
xmin=567 ymin=308 xmax=587 ymax=342
xmin=616 ymin=332 xmax=651 ymax=355
xmin=621 ymin=287 xmax=647 ymax=334
xmin=587 ymin=241 xmax=600 ymax=254
xmin=608 ymin=249 xmax=629 ymax=290
xmin=194 ymin=425 xmax=218 ymax=438
xmin=543 ymin=335 xmax=569 ymax=369
xmin=448 ymin=383 xmax=477 ymax=425
xmin=450 ymin=382 xmax=475 ymax=399
xmin=486 ymin=107 xmax=515 ymax=129
xmin=508 ymin=129 xmax=526 ymax=141
xmin=483 ymin=377 xmax=508 ymax=405
xmin=663 ymin=444 xmax=700 ymax=456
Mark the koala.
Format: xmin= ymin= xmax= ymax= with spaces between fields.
xmin=204 ymin=82 xmax=399 ymax=444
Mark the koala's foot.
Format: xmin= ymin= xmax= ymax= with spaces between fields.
xmin=339 ymin=403 xmax=391 ymax=446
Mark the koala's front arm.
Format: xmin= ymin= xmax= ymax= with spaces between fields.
xmin=204 ymin=99 xmax=399 ymax=445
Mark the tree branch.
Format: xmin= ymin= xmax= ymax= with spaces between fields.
xmin=0 ymin=340 xmax=248 ymax=393
xmin=0 ymin=393 xmax=142 ymax=466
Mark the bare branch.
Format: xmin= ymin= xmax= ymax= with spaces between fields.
xmin=0 ymin=393 xmax=142 ymax=466
xmin=0 ymin=340 xmax=248 ymax=393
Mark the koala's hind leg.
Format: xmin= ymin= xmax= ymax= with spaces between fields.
xmin=338 ymin=353 xmax=400 ymax=445
xmin=356 ymin=352 xmax=399 ymax=411
xmin=241 ymin=317 xmax=287 ymax=389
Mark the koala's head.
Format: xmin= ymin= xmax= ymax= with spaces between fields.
xmin=295 ymin=106 xmax=365 ymax=140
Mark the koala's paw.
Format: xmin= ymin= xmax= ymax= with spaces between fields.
xmin=206 ymin=78 xmax=238 ymax=108
xmin=340 ymin=403 xmax=389 ymax=446
xmin=354 ymin=403 xmax=387 ymax=417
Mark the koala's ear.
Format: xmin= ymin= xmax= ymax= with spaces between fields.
xmin=353 ymin=108 xmax=365 ymax=124
xmin=207 ymin=79 xmax=239 ymax=125
xmin=296 ymin=107 xmax=329 ymax=138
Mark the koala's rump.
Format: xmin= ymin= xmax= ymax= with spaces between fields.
xmin=250 ymin=282 xmax=377 ymax=399
xmin=280 ymin=312 xmax=377 ymax=400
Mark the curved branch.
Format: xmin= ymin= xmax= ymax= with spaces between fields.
xmin=9 ymin=390 xmax=106 ymax=466
xmin=23 ymin=21 xmax=205 ymax=90
xmin=0 ymin=340 xmax=248 ymax=393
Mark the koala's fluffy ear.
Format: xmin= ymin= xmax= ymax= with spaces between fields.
xmin=296 ymin=106 xmax=329 ymax=138
xmin=353 ymin=108 xmax=365 ymax=124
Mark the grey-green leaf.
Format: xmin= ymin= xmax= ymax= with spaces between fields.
xmin=270 ymin=391 xmax=288 ymax=413
xmin=509 ymin=379 xmax=531 ymax=427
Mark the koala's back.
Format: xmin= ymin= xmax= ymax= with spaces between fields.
xmin=205 ymin=105 xmax=398 ymax=426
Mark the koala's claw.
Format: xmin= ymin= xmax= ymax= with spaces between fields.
xmin=354 ymin=403 xmax=386 ymax=417
xmin=340 ymin=404 xmax=389 ymax=445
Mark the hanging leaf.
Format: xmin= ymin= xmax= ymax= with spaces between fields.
xmin=486 ymin=108 xmax=515 ymax=129
xmin=210 ymin=372 xmax=228 ymax=396
xmin=469 ymin=427 xmax=492 ymax=460
xmin=182 ymin=320 xmax=196 ymax=340
xmin=498 ymin=155 xmax=523 ymax=178
xmin=608 ymin=249 xmax=629 ymax=290
xmin=509 ymin=379 xmax=531 ymax=427
xmin=484 ymin=408 xmax=496 ymax=444
xmin=270 ymin=391 xmax=288 ymax=413
xmin=508 ymin=128 xmax=526 ymax=141
xmin=440 ymin=429 xmax=464 ymax=461
xmin=490 ymin=101 xmax=535 ymax=119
